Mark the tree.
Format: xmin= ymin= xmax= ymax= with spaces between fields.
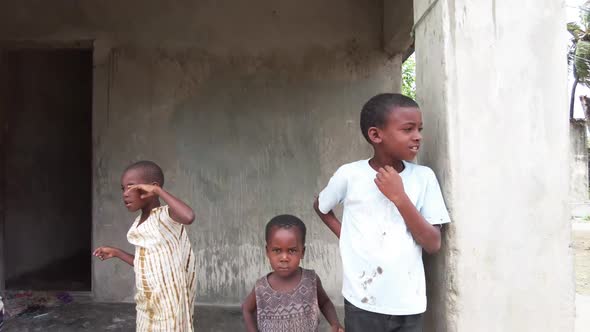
xmin=568 ymin=1 xmax=590 ymax=119
xmin=402 ymin=54 xmax=416 ymax=100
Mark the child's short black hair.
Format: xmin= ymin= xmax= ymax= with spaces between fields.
xmin=360 ymin=93 xmax=419 ymax=142
xmin=124 ymin=160 xmax=165 ymax=186
xmin=265 ymin=214 xmax=307 ymax=245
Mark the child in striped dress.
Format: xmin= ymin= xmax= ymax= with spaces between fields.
xmin=94 ymin=160 xmax=197 ymax=332
xmin=242 ymin=215 xmax=344 ymax=332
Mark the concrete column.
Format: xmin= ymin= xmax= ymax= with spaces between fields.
xmin=570 ymin=119 xmax=589 ymax=204
xmin=413 ymin=0 xmax=574 ymax=331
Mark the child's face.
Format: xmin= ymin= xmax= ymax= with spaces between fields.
xmin=266 ymin=227 xmax=305 ymax=278
xmin=120 ymin=169 xmax=148 ymax=212
xmin=376 ymin=107 xmax=423 ymax=161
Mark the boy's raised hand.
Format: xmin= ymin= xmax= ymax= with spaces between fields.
xmin=128 ymin=184 xmax=161 ymax=199
xmin=374 ymin=165 xmax=406 ymax=204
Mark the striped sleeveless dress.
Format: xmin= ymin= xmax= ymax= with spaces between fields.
xmin=255 ymin=268 xmax=320 ymax=332
xmin=127 ymin=205 xmax=197 ymax=332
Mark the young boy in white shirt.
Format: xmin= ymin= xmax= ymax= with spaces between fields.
xmin=314 ymin=93 xmax=451 ymax=332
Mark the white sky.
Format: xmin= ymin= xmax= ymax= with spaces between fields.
xmin=568 ymin=0 xmax=588 ymax=118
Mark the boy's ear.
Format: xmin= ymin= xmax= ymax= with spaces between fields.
xmin=152 ymin=182 xmax=161 ymax=187
xmin=302 ymin=246 xmax=306 ymax=258
xmin=367 ymin=127 xmax=382 ymax=144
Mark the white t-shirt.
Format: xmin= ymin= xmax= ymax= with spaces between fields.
xmin=318 ymin=159 xmax=451 ymax=315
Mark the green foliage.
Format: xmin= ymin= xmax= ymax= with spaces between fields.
xmin=568 ymin=2 xmax=590 ymax=86
xmin=568 ymin=22 xmax=584 ymax=40
xmin=567 ymin=2 xmax=590 ymax=118
xmin=577 ymin=40 xmax=590 ymax=85
xmin=402 ymin=54 xmax=416 ymax=100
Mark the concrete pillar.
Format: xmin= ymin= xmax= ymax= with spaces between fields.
xmin=570 ymin=119 xmax=589 ymax=204
xmin=413 ymin=0 xmax=574 ymax=331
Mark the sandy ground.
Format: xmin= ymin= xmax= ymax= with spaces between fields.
xmin=574 ymin=222 xmax=590 ymax=295
xmin=3 ymin=217 xmax=589 ymax=331
xmin=574 ymin=221 xmax=590 ymax=332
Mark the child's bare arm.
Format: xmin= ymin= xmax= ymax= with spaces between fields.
xmin=317 ymin=277 xmax=344 ymax=332
xmin=93 ymin=246 xmax=135 ymax=266
xmin=155 ymin=188 xmax=195 ymax=224
xmin=375 ymin=166 xmax=441 ymax=254
xmin=313 ymin=197 xmax=342 ymax=238
xmin=393 ymin=197 xmax=441 ymax=253
xmin=129 ymin=184 xmax=195 ymax=225
xmin=241 ymin=289 xmax=258 ymax=332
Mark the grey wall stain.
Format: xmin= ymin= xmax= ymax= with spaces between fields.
xmin=0 ymin=0 xmax=405 ymax=304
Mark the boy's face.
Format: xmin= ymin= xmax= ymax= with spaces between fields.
xmin=266 ymin=227 xmax=305 ymax=278
xmin=373 ymin=106 xmax=423 ymax=161
xmin=120 ymin=169 xmax=149 ymax=212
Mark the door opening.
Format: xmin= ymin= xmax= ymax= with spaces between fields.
xmin=1 ymin=49 xmax=92 ymax=291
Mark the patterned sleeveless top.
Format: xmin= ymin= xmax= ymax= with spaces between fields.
xmin=255 ymin=268 xmax=320 ymax=332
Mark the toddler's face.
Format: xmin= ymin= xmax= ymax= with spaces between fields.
xmin=265 ymin=227 xmax=305 ymax=278
xmin=120 ymin=169 xmax=148 ymax=212
xmin=377 ymin=107 xmax=423 ymax=161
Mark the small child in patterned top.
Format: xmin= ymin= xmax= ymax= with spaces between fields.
xmin=242 ymin=215 xmax=344 ymax=332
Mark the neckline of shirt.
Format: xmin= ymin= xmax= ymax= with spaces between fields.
xmin=364 ymin=159 xmax=409 ymax=176
xmin=264 ymin=267 xmax=305 ymax=294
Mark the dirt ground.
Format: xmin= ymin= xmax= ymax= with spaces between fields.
xmin=2 ymin=222 xmax=588 ymax=331
xmin=575 ymin=222 xmax=590 ymax=295
xmin=574 ymin=222 xmax=590 ymax=332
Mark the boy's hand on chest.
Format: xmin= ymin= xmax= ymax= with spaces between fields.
xmin=374 ymin=165 xmax=406 ymax=205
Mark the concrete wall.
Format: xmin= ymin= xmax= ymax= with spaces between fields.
xmin=1 ymin=0 xmax=405 ymax=303
xmin=414 ymin=0 xmax=574 ymax=331
xmin=1 ymin=50 xmax=92 ymax=282
xmin=383 ymin=0 xmax=414 ymax=55
xmin=570 ymin=120 xmax=589 ymax=203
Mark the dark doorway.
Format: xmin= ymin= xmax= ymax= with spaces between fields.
xmin=0 ymin=49 xmax=92 ymax=291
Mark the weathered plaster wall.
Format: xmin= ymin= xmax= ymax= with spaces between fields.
xmin=1 ymin=0 xmax=405 ymax=303
xmin=383 ymin=0 xmax=414 ymax=55
xmin=0 ymin=0 xmax=383 ymax=54
xmin=92 ymin=46 xmax=399 ymax=304
xmin=414 ymin=0 xmax=574 ymax=331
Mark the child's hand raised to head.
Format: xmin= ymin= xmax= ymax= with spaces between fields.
xmin=374 ymin=165 xmax=406 ymax=204
xmin=128 ymin=184 xmax=162 ymax=199
xmin=93 ymin=246 xmax=119 ymax=261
